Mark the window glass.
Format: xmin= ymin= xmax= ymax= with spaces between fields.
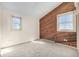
xmin=12 ymin=16 xmax=21 ymax=30
xmin=57 ymin=11 xmax=74 ymax=32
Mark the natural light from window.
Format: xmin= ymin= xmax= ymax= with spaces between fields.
xmin=11 ymin=16 xmax=21 ymax=31
xmin=57 ymin=11 xmax=75 ymax=32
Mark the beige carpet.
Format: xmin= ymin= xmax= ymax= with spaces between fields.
xmin=1 ymin=39 xmax=79 ymax=57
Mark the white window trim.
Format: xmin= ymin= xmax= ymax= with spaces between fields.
xmin=57 ymin=11 xmax=76 ymax=32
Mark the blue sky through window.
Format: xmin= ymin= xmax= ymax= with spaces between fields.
xmin=58 ymin=12 xmax=73 ymax=30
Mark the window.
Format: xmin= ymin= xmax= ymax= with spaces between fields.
xmin=11 ymin=16 xmax=21 ymax=31
xmin=57 ymin=11 xmax=76 ymax=32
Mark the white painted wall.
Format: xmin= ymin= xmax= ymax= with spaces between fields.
xmin=0 ymin=5 xmax=2 ymax=48
xmin=0 ymin=8 xmax=39 ymax=48
xmin=0 ymin=2 xmax=61 ymax=48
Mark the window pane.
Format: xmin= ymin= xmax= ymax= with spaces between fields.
xmin=65 ymin=14 xmax=73 ymax=22
xmin=57 ymin=11 xmax=74 ymax=31
xmin=12 ymin=16 xmax=21 ymax=30
xmin=65 ymin=23 xmax=73 ymax=29
xmin=59 ymin=15 xmax=65 ymax=23
xmin=13 ymin=17 xmax=20 ymax=24
xmin=59 ymin=24 xmax=65 ymax=29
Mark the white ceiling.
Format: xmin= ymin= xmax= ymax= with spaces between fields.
xmin=0 ymin=2 xmax=62 ymax=19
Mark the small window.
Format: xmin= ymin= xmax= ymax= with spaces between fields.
xmin=57 ymin=11 xmax=76 ymax=32
xmin=11 ymin=16 xmax=21 ymax=31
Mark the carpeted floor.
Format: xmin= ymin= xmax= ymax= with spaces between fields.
xmin=1 ymin=39 xmax=79 ymax=57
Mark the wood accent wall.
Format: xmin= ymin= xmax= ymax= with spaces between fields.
xmin=40 ymin=2 xmax=77 ymax=47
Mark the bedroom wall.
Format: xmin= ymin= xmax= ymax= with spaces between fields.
xmin=40 ymin=2 xmax=76 ymax=46
xmin=0 ymin=5 xmax=2 ymax=48
xmin=0 ymin=8 xmax=39 ymax=48
xmin=76 ymin=2 xmax=79 ymax=52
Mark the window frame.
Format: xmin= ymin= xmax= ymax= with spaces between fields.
xmin=11 ymin=16 xmax=22 ymax=31
xmin=57 ymin=11 xmax=76 ymax=32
